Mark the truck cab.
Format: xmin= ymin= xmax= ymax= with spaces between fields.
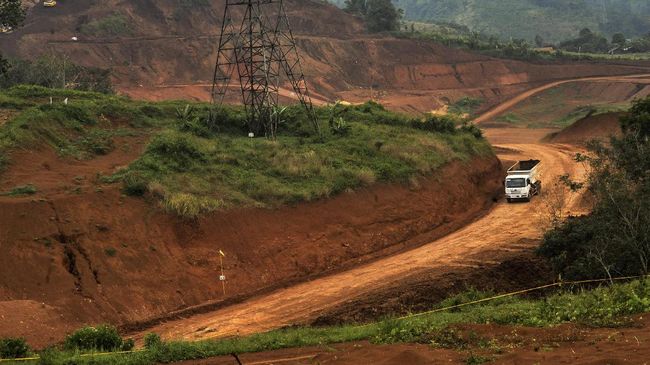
xmin=505 ymin=160 xmax=542 ymax=203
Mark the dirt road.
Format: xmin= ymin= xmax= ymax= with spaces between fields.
xmin=474 ymin=73 xmax=650 ymax=123
xmin=141 ymin=139 xmax=583 ymax=342
xmin=133 ymin=76 xmax=650 ymax=343
xmin=138 ymin=76 xmax=606 ymax=341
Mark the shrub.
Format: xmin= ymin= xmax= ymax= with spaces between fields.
xmin=146 ymin=132 xmax=207 ymax=171
xmin=121 ymin=338 xmax=135 ymax=351
xmin=459 ymin=122 xmax=483 ymax=139
xmin=63 ymin=325 xmax=124 ymax=352
xmin=538 ymin=97 xmax=650 ymax=280
xmin=0 ymin=338 xmax=30 ymax=359
xmin=143 ymin=333 xmax=163 ymax=349
xmin=413 ymin=115 xmax=458 ymax=134
xmin=122 ymin=171 xmax=149 ymax=196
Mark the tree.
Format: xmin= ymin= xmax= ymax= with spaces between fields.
xmin=364 ymin=0 xmax=401 ymax=32
xmin=538 ymin=97 xmax=650 ymax=280
xmin=612 ymin=33 xmax=626 ymax=45
xmin=343 ymin=0 xmax=367 ymax=16
xmin=579 ymin=28 xmax=593 ymax=38
xmin=0 ymin=0 xmax=25 ymax=75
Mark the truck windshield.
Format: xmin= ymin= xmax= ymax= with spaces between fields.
xmin=506 ymin=178 xmax=526 ymax=188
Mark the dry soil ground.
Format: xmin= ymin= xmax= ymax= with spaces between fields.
xmin=133 ymin=74 xmax=650 ymax=342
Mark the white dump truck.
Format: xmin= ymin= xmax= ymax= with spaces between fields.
xmin=505 ymin=159 xmax=542 ymax=203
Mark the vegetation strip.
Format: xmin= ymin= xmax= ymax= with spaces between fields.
xmin=3 ymin=275 xmax=650 ymax=364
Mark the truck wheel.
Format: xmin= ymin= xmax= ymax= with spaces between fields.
xmin=507 ymin=198 xmax=512 ymax=203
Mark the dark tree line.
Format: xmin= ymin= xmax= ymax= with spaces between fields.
xmin=0 ymin=0 xmax=25 ymax=75
xmin=344 ymin=0 xmax=403 ymax=32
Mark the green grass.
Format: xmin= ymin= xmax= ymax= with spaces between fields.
xmin=0 ymin=86 xmax=491 ymax=218
xmin=1 ymin=184 xmax=37 ymax=196
xmin=18 ymin=278 xmax=650 ymax=364
xmin=492 ymin=83 xmax=632 ymax=129
xmin=80 ymin=14 xmax=133 ymax=37
xmin=562 ymin=51 xmax=650 ymax=61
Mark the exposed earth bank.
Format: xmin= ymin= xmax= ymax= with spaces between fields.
xmin=3 ymin=0 xmax=650 ymax=113
xmin=0 ymin=151 xmax=501 ymax=348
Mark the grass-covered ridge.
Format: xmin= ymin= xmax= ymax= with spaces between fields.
xmin=0 ymin=86 xmax=491 ymax=216
xmin=12 ymin=278 xmax=650 ymax=364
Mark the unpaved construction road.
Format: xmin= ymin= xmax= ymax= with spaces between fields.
xmin=138 ymin=74 xmax=650 ymax=342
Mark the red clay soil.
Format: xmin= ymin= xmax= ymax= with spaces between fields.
xmin=548 ymin=111 xmax=625 ymax=145
xmin=2 ymin=1 xmax=650 ymax=113
xmin=0 ymin=140 xmax=502 ymax=349
xmin=173 ymin=315 xmax=650 ymax=365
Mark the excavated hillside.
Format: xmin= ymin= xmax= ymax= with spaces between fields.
xmin=2 ymin=0 xmax=650 ymax=113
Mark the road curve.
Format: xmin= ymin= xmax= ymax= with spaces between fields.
xmin=143 ymin=142 xmax=583 ymax=342
xmin=135 ymin=76 xmax=618 ymax=341
xmin=474 ymin=73 xmax=650 ymax=124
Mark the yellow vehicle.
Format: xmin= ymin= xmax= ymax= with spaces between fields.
xmin=43 ymin=0 xmax=57 ymax=7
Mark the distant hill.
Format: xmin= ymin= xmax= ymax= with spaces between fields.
xmin=330 ymin=0 xmax=650 ymax=43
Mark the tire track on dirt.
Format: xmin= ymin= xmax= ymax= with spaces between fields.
xmin=133 ymin=75 xmax=614 ymax=341
xmin=137 ymin=140 xmax=583 ymax=342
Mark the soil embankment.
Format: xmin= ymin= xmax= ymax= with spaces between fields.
xmin=2 ymin=1 xmax=650 ymax=113
xmin=548 ymin=111 xmax=624 ymax=144
xmin=0 ymin=151 xmax=502 ymax=348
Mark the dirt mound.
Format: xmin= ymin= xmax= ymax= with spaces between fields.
xmin=548 ymin=111 xmax=624 ymax=145
xmin=0 ymin=144 xmax=502 ymax=348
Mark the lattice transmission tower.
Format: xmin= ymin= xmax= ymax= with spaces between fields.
xmin=211 ymin=0 xmax=319 ymax=138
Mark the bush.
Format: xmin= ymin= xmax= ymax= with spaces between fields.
xmin=459 ymin=122 xmax=483 ymax=139
xmin=63 ymin=325 xmax=124 ymax=352
xmin=413 ymin=115 xmax=457 ymax=133
xmin=538 ymin=97 xmax=650 ymax=280
xmin=0 ymin=338 xmax=30 ymax=359
xmin=146 ymin=132 xmax=207 ymax=171
xmin=144 ymin=333 xmax=163 ymax=349
xmin=122 ymin=171 xmax=149 ymax=196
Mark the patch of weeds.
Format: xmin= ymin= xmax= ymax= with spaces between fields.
xmin=2 ymin=184 xmax=37 ymax=196
xmin=427 ymin=327 xmax=470 ymax=349
xmin=104 ymin=247 xmax=117 ymax=257
xmin=77 ymin=129 xmax=115 ymax=156
xmin=465 ymin=353 xmax=491 ymax=365
xmin=122 ymin=171 xmax=149 ymax=196
xmin=162 ymin=193 xmax=222 ymax=219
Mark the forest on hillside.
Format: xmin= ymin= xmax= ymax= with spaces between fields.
xmin=330 ymin=0 xmax=650 ymax=43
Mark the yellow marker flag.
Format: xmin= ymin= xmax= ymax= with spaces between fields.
xmin=219 ymin=250 xmax=226 ymax=257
